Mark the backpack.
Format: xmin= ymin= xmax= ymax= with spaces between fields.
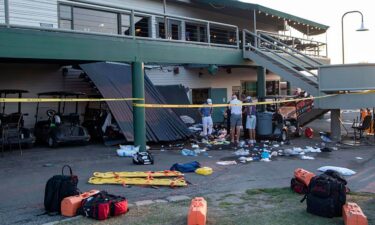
xmin=170 ymin=161 xmax=201 ymax=173
xmin=133 ymin=151 xmax=154 ymax=165
xmin=290 ymin=178 xmax=307 ymax=194
xmin=44 ymin=165 xmax=79 ymax=214
xmin=79 ymin=191 xmax=128 ymax=220
xmin=302 ymin=170 xmax=347 ymax=218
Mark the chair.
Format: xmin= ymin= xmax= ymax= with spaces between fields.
xmin=2 ymin=113 xmax=23 ymax=155
xmin=352 ymin=115 xmax=372 ymax=140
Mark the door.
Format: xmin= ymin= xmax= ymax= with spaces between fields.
xmin=209 ymin=88 xmax=227 ymax=124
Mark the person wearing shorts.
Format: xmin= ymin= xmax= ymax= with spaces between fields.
xmin=199 ymin=98 xmax=213 ymax=138
xmin=229 ymin=95 xmax=242 ymax=143
xmin=245 ymin=96 xmax=257 ymax=144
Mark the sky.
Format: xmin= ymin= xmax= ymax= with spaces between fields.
xmin=242 ymin=0 xmax=375 ymax=64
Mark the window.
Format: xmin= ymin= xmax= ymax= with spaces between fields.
xmin=241 ymin=81 xmax=257 ymax=97
xmin=155 ymin=18 xmax=181 ymax=40
xmin=59 ymin=5 xmax=72 ymax=29
xmin=155 ymin=17 xmax=166 ymax=39
xmin=134 ymin=15 xmax=150 ymax=37
xmin=192 ymin=88 xmax=209 ymax=104
xmin=73 ymin=7 xmax=118 ymax=34
xmin=121 ymin=14 xmax=131 ymax=35
xmin=186 ymin=23 xmax=207 ymax=42
xmin=210 ymin=25 xmax=237 ymax=45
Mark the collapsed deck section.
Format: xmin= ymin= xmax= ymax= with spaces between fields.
xmin=80 ymin=62 xmax=191 ymax=143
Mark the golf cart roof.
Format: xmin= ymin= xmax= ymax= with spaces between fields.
xmin=0 ymin=89 xmax=29 ymax=94
xmin=263 ymin=95 xmax=297 ymax=100
xmin=37 ymin=91 xmax=85 ymax=97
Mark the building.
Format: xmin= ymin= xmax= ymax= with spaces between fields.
xmin=4 ymin=0 xmax=374 ymax=146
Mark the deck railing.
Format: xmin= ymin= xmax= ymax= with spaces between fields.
xmin=0 ymin=0 xmax=239 ymax=48
xmin=257 ymin=30 xmax=327 ymax=58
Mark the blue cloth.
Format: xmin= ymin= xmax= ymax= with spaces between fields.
xmin=200 ymin=106 xmax=212 ymax=117
xmin=170 ymin=161 xmax=201 ymax=173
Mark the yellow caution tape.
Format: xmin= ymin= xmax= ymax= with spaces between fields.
xmin=133 ymin=94 xmax=337 ymax=108
xmin=0 ymin=98 xmax=143 ymax=103
xmin=93 ymin=171 xmax=184 ymax=178
xmin=88 ymin=177 xmax=187 ymax=187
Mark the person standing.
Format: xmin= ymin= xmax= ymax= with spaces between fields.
xmin=245 ymin=96 xmax=257 ymax=144
xmin=229 ymin=95 xmax=242 ymax=144
xmin=199 ymin=98 xmax=213 ymax=138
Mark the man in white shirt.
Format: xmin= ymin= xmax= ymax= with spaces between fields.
xmin=229 ymin=94 xmax=242 ymax=143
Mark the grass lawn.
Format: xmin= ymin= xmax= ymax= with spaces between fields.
xmin=60 ymin=188 xmax=375 ymax=225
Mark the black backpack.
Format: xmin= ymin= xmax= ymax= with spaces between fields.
xmin=133 ymin=151 xmax=154 ymax=165
xmin=302 ymin=170 xmax=347 ymax=218
xmin=44 ymin=165 xmax=79 ymax=213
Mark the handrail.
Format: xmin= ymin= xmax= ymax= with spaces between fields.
xmin=257 ymin=32 xmax=324 ymax=66
xmin=248 ymin=44 xmax=318 ymax=85
xmin=257 ymin=30 xmax=326 ymax=47
xmin=243 ymin=29 xmax=321 ymax=72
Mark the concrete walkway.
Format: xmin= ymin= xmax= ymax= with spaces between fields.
xmin=0 ymin=136 xmax=374 ymax=225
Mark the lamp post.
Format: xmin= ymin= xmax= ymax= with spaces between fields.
xmin=341 ymin=11 xmax=369 ymax=64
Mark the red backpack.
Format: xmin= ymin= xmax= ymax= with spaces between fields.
xmin=79 ymin=191 xmax=128 ymax=220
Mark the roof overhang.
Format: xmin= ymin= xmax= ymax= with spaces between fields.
xmin=194 ymin=0 xmax=329 ymax=35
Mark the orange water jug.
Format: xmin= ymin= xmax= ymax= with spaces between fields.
xmin=343 ymin=202 xmax=368 ymax=225
xmin=294 ymin=168 xmax=315 ymax=186
xmin=61 ymin=190 xmax=100 ymax=217
xmin=188 ymin=197 xmax=207 ymax=225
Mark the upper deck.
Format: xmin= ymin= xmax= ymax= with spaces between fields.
xmin=0 ymin=0 xmax=329 ymax=65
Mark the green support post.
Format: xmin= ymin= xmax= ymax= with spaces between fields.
xmin=286 ymin=82 xmax=291 ymax=95
xmin=132 ymin=61 xmax=146 ymax=152
xmin=257 ymin=66 xmax=266 ymax=111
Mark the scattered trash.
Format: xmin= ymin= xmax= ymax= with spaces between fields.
xmin=43 ymin=163 xmax=53 ymax=167
xmin=195 ymin=167 xmax=213 ymax=176
xmin=117 ymin=145 xmax=140 ymax=157
xmin=355 ymin=157 xmax=363 ymax=160
xmin=321 ymin=147 xmax=332 ymax=152
xmin=305 ymin=127 xmax=314 ymax=138
xmin=317 ymin=166 xmax=356 ymax=176
xmin=234 ymin=149 xmax=250 ymax=156
xmin=304 ymin=146 xmax=321 ymax=153
xmin=261 ymin=151 xmax=270 ymax=160
xmin=181 ymin=149 xmax=197 ymax=157
xmin=192 ymin=144 xmax=199 ymax=149
xmin=261 ymin=158 xmax=271 ymax=162
xmin=238 ymin=157 xmax=253 ymax=163
xmin=216 ymin=161 xmax=237 ymax=165
xmin=301 ymin=156 xmax=315 ymax=160
xmin=160 ymin=145 xmax=165 ymax=152
xmin=320 ymin=134 xmax=332 ymax=143
xmin=273 ymin=144 xmax=280 ymax=148
xmin=332 ymin=147 xmax=338 ymax=151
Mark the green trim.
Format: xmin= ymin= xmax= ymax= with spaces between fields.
xmin=197 ymin=0 xmax=329 ymax=31
xmin=0 ymin=28 xmax=249 ymax=65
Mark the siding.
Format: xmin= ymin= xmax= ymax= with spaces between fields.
xmin=0 ymin=63 xmax=93 ymax=128
xmin=0 ymin=0 xmax=4 ymax=24
xmin=5 ymin=0 xmax=278 ymax=32
xmin=147 ymin=67 xmax=280 ymax=100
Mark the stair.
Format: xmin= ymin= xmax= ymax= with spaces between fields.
xmin=298 ymin=109 xmax=329 ymax=126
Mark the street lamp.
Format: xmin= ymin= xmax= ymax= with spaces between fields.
xmin=341 ymin=11 xmax=369 ymax=64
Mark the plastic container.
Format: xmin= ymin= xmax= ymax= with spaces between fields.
xmin=188 ymin=197 xmax=207 ymax=225
xmin=343 ymin=202 xmax=368 ymax=225
xmin=256 ymin=112 xmax=273 ymax=135
xmin=61 ymin=190 xmax=100 ymax=217
xmin=294 ymin=168 xmax=315 ymax=186
xmin=195 ymin=167 xmax=213 ymax=176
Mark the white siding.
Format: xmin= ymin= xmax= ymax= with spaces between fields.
xmin=147 ymin=66 xmax=280 ymax=100
xmin=0 ymin=0 xmax=4 ymax=24
xmin=9 ymin=0 xmax=58 ymax=27
xmin=0 ymin=64 xmax=92 ymax=128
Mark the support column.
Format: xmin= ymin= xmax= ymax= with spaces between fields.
xmin=257 ymin=66 xmax=266 ymax=111
xmin=286 ymin=82 xmax=291 ymax=95
xmin=132 ymin=61 xmax=146 ymax=152
xmin=4 ymin=0 xmax=10 ymax=27
xmin=331 ymin=109 xmax=342 ymax=141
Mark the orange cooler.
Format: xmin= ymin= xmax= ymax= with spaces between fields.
xmin=188 ymin=197 xmax=207 ymax=225
xmin=61 ymin=190 xmax=100 ymax=217
xmin=343 ymin=202 xmax=368 ymax=225
xmin=294 ymin=168 xmax=315 ymax=186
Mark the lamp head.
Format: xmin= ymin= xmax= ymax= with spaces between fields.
xmin=357 ymin=21 xmax=369 ymax=31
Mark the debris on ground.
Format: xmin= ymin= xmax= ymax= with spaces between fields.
xmin=117 ymin=145 xmax=140 ymax=157
xmin=195 ymin=167 xmax=213 ymax=176
xmin=317 ymin=166 xmax=356 ymax=176
xmin=301 ymin=155 xmax=315 ymax=160
xmin=216 ymin=161 xmax=237 ymax=165
xmin=170 ymin=161 xmax=201 ymax=173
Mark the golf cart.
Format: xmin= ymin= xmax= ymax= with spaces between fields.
xmin=82 ymin=95 xmax=126 ymax=145
xmin=0 ymin=89 xmax=35 ymax=149
xmin=256 ymin=96 xmax=302 ymax=142
xmin=34 ymin=92 xmax=90 ymax=147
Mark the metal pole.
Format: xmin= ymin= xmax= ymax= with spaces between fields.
xmin=4 ymin=0 xmax=10 ymax=27
xmin=130 ymin=10 xmax=135 ymax=38
xmin=253 ymin=9 xmax=257 ymax=47
xmin=341 ymin=11 xmax=367 ymax=64
xmin=257 ymin=66 xmax=266 ymax=112
xmin=207 ymin=22 xmax=211 ymax=46
xmin=132 ymin=61 xmax=146 ymax=152
xmin=163 ymin=0 xmax=168 ymax=39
